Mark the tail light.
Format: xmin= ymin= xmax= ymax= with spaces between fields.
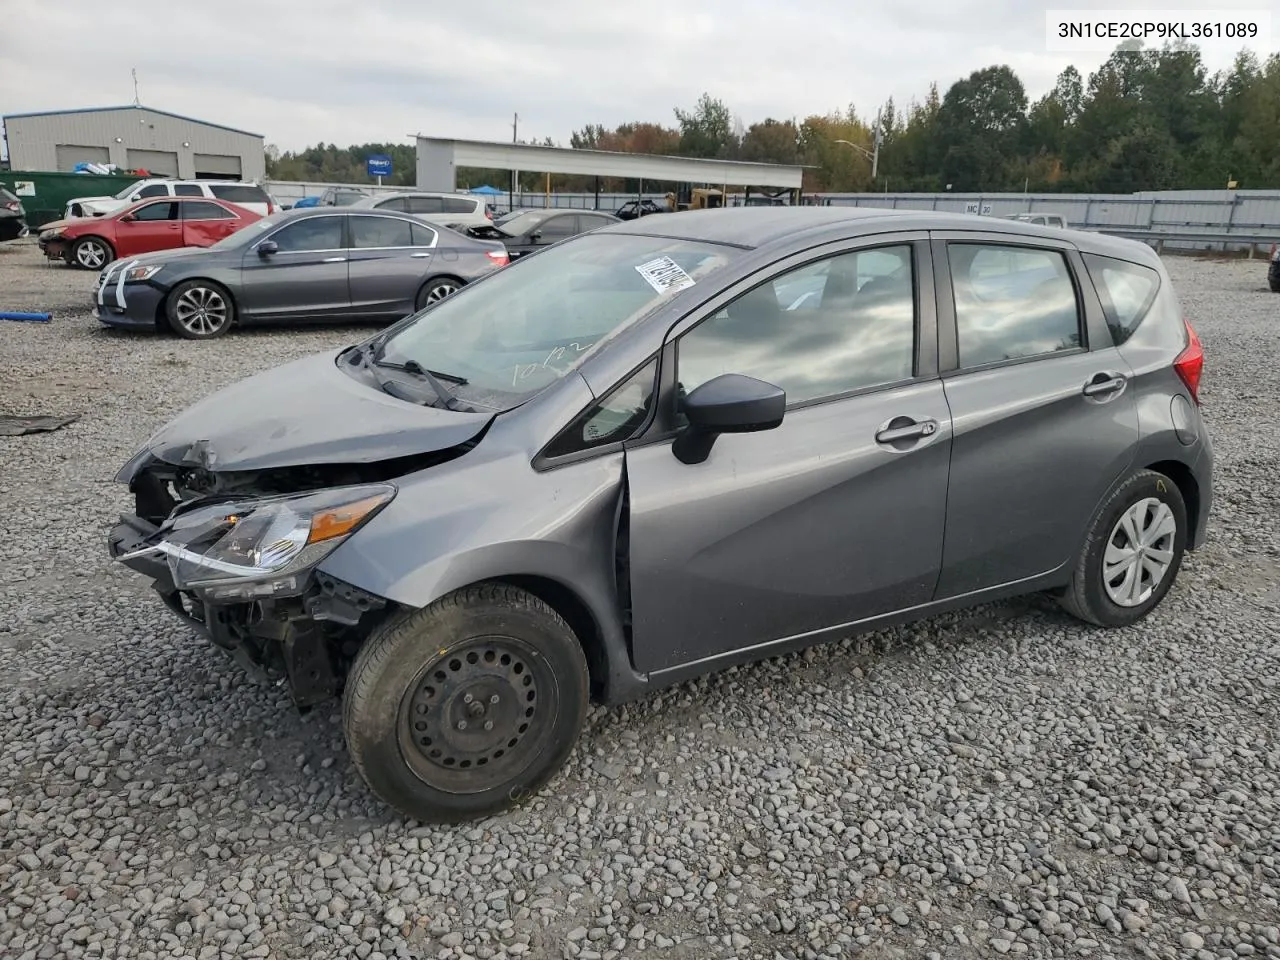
xmin=485 ymin=249 xmax=509 ymax=267
xmin=3 ymin=200 xmax=18 ymax=212
xmin=1173 ymin=318 xmax=1204 ymax=405
xmin=485 ymin=208 xmax=494 ymax=220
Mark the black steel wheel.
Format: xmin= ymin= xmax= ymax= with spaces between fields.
xmin=343 ymin=583 xmax=589 ymax=822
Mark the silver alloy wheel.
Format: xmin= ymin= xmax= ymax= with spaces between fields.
xmin=76 ymin=240 xmax=107 ymax=269
xmin=1102 ymin=497 xmax=1177 ymax=607
xmin=174 ymin=286 xmax=229 ymax=337
xmin=427 ymin=282 xmax=458 ymax=303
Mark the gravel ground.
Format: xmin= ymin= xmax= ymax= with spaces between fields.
xmin=1 ymin=238 xmax=1278 ymax=960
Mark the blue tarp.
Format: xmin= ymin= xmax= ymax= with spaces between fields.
xmin=469 ymin=185 xmax=503 ymax=195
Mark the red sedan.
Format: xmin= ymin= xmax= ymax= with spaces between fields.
xmin=38 ymin=196 xmax=262 ymax=270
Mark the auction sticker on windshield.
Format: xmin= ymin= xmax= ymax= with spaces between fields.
xmin=635 ymin=256 xmax=696 ymax=294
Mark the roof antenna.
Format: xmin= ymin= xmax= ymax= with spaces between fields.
xmin=131 ymin=68 xmax=140 ymax=106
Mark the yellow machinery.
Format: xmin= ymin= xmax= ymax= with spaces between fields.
xmin=665 ymin=187 xmax=725 ymax=212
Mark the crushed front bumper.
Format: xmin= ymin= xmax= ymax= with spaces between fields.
xmin=108 ymin=514 xmax=391 ymax=710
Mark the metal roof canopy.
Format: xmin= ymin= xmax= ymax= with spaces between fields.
xmin=415 ymin=136 xmax=804 ymax=192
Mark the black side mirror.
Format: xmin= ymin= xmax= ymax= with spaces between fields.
xmin=530 ymin=229 xmax=543 ymax=242
xmin=257 ymin=240 xmax=278 ymax=257
xmin=672 ymin=373 xmax=785 ymax=465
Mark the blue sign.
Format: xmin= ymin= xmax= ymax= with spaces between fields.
xmin=366 ymin=154 xmax=393 ymax=178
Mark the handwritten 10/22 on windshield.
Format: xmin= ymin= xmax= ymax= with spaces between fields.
xmin=512 ymin=342 xmax=592 ymax=387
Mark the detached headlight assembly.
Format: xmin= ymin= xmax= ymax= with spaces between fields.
xmin=143 ymin=484 xmax=395 ymax=600
xmin=124 ymin=264 xmax=164 ymax=282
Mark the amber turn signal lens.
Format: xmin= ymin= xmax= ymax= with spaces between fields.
xmin=306 ymin=494 xmax=388 ymax=545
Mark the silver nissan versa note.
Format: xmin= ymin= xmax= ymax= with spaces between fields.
xmin=108 ymin=207 xmax=1212 ymax=823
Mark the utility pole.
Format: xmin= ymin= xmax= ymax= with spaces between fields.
xmin=510 ymin=113 xmax=519 ymax=213
xmin=131 ymin=68 xmax=140 ymax=107
xmin=871 ymin=107 xmax=881 ymax=182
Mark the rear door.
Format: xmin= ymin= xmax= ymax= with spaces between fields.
xmin=347 ymin=214 xmax=431 ymax=318
xmin=930 ymin=232 xmax=1139 ymax=599
xmin=114 ymin=200 xmax=181 ymax=256
xmin=621 ymin=234 xmax=954 ymax=673
xmin=178 ymin=199 xmax=243 ymax=247
xmin=238 ymin=214 xmax=350 ymax=321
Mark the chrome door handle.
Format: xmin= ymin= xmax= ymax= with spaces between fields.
xmin=410 ymin=252 xmax=431 ymax=258
xmin=322 ymin=256 xmax=347 ymax=263
xmin=875 ymin=417 xmax=938 ymax=445
xmin=1082 ymin=373 xmax=1126 ymax=398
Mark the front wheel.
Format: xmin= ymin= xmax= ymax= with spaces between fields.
xmin=1059 ymin=469 xmax=1188 ymax=627
xmin=342 ymin=584 xmax=589 ymax=823
xmin=70 ymin=236 xmax=113 ymax=270
xmin=415 ymin=277 xmax=462 ymax=311
xmin=165 ymin=280 xmax=235 ymax=339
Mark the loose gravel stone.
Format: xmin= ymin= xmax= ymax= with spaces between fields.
xmin=1 ymin=244 xmax=1278 ymax=960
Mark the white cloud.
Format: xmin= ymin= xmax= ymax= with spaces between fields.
xmin=0 ymin=0 xmax=1272 ymax=152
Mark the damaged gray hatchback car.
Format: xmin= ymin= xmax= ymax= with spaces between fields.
xmin=109 ymin=207 xmax=1212 ymax=822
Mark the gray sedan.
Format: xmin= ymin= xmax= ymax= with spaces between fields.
xmin=108 ymin=207 xmax=1212 ymax=822
xmin=92 ymin=208 xmax=509 ymax=339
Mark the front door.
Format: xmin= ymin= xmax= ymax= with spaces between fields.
xmin=346 ymin=214 xmax=434 ymax=318
xmin=114 ymin=200 xmax=181 ymax=257
xmin=930 ymin=236 xmax=1140 ymax=598
xmin=623 ymin=236 xmax=954 ymax=674
xmin=239 ymin=214 xmax=350 ymax=321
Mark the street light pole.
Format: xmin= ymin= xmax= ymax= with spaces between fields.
xmin=835 ymin=108 xmax=882 ymax=185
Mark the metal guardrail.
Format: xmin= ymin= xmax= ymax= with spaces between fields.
xmin=1085 ymin=227 xmax=1278 ymax=256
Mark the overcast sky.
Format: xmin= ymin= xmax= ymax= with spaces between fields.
xmin=1 ymin=0 xmax=1274 ymax=153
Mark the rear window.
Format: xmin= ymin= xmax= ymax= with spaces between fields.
xmin=1083 ymin=253 xmax=1160 ymax=346
xmin=210 ymin=184 xmax=269 ymax=205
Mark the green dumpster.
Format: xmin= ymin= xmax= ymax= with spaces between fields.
xmin=0 ymin=171 xmax=143 ymax=229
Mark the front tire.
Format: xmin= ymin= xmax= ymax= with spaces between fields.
xmin=343 ymin=584 xmax=589 ymax=823
xmin=70 ymin=236 xmax=113 ymax=270
xmin=415 ymin=276 xmax=462 ymax=311
xmin=1059 ymin=469 xmax=1188 ymax=627
xmin=165 ymin=280 xmax=235 ymax=339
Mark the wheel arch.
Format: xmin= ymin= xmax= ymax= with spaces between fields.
xmin=157 ymin=276 xmax=239 ymax=330
xmin=1143 ymin=458 xmax=1202 ymax=550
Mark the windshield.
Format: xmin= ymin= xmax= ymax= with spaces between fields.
xmin=207 ymin=210 xmax=293 ymax=250
xmin=376 ymin=233 xmax=741 ymax=411
xmin=113 ymin=180 xmax=144 ymax=200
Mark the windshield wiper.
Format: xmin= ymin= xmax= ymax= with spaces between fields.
xmin=371 ymin=357 xmax=467 ymax=410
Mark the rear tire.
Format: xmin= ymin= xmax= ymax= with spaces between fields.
xmin=165 ymin=280 xmax=235 ymax=340
xmin=70 ymin=236 xmax=113 ymax=270
xmin=415 ymin=277 xmax=463 ymax=311
xmin=342 ymin=584 xmax=589 ymax=823
xmin=1059 ymin=469 xmax=1187 ymax=627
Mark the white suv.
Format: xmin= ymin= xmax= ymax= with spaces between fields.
xmin=348 ymin=191 xmax=493 ymax=229
xmin=66 ymin=180 xmax=277 ymax=219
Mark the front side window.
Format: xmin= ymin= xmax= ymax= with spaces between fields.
xmin=174 ymin=184 xmax=203 ymax=197
xmin=539 ymin=215 xmax=579 ymax=239
xmin=377 ymin=197 xmax=410 ymax=212
xmin=677 ymin=245 xmax=917 ymax=407
xmin=949 ymin=243 xmax=1082 ymax=368
xmin=542 ymin=359 xmax=658 ymax=459
xmin=377 ymin=234 xmax=740 ymax=412
xmin=136 ymin=184 xmax=169 ymax=199
xmin=350 ymin=215 xmax=413 ymax=249
xmin=270 ymin=216 xmax=343 ymax=252
xmin=130 ymin=201 xmax=178 ymax=222
xmin=1083 ymin=253 xmax=1159 ymax=346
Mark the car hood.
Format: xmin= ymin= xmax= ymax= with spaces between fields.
xmin=118 ymin=349 xmax=495 ymax=478
xmin=39 ymin=217 xmax=75 ymax=234
xmin=124 ymin=246 xmax=227 ymax=268
xmin=76 ymin=197 xmax=127 ymax=213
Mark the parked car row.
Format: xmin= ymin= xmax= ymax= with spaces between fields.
xmin=92 ymin=208 xmax=509 ymax=339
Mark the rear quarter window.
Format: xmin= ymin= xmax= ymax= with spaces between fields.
xmin=1083 ymin=253 xmax=1160 ymax=346
xmin=210 ymin=184 xmax=269 ymax=205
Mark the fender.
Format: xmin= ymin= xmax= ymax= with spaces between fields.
xmin=318 ymin=442 xmax=648 ymax=703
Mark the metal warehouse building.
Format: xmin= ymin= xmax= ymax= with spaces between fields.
xmin=2 ymin=105 xmax=265 ymax=181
